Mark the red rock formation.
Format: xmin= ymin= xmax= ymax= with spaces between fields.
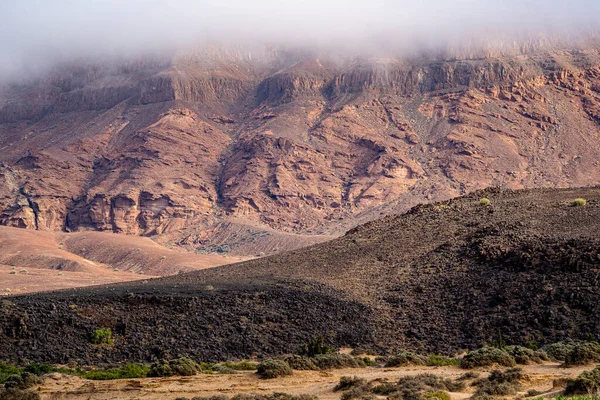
xmin=2 ymin=46 xmax=600 ymax=254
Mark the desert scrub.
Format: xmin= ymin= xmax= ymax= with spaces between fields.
xmin=90 ymin=328 xmax=113 ymax=345
xmin=312 ymin=354 xmax=366 ymax=370
xmin=78 ymin=363 xmax=149 ymax=380
xmin=542 ymin=341 xmax=577 ymax=361
xmin=564 ymin=342 xmax=600 ymax=366
xmin=566 ymin=365 xmax=600 ymax=395
xmin=384 ymin=351 xmax=427 ymax=367
xmin=4 ymin=372 xmax=43 ymax=389
xmin=148 ymin=357 xmax=201 ymax=377
xmin=220 ymin=360 xmax=258 ymax=371
xmin=471 ymin=368 xmax=524 ymax=399
xmin=572 ymin=198 xmax=587 ymax=207
xmin=334 ymin=376 xmax=367 ymax=392
xmin=283 ymin=355 xmax=319 ymax=371
xmin=460 ymin=347 xmax=516 ymax=369
xmin=256 ymin=360 xmax=292 ymax=379
xmin=425 ymin=354 xmax=460 ymax=366
xmin=298 ymin=335 xmax=336 ymax=357
xmin=0 ymin=389 xmax=40 ymax=400
xmin=183 ymin=394 xmax=318 ymax=400
xmin=0 ymin=362 xmax=22 ymax=384
xmin=423 ymin=392 xmax=450 ymax=400
xmin=479 ymin=198 xmax=491 ymax=206
xmin=504 ymin=345 xmax=548 ymax=364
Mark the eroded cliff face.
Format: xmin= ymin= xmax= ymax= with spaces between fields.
xmin=2 ymin=46 xmax=600 ymax=251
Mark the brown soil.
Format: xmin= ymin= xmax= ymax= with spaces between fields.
xmin=35 ymin=363 xmax=587 ymax=400
xmin=0 ymin=225 xmax=246 ymax=293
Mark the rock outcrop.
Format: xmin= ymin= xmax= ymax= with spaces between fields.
xmin=2 ymin=46 xmax=600 ymax=253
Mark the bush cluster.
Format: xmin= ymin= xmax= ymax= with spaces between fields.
xmin=566 ymin=365 xmax=600 ymax=395
xmin=564 ymin=342 xmax=600 ymax=367
xmin=178 ymin=394 xmax=317 ymax=400
xmin=460 ymin=347 xmax=516 ymax=369
xmin=4 ymin=372 xmax=43 ymax=390
xmin=504 ymin=346 xmax=548 ymax=365
xmin=334 ymin=376 xmax=366 ymax=392
xmin=256 ymin=360 xmax=293 ymax=379
xmin=471 ymin=368 xmax=524 ymax=399
xmin=541 ymin=341 xmax=577 ymax=361
xmin=148 ymin=357 xmax=202 ymax=377
xmin=90 ymin=328 xmax=113 ymax=345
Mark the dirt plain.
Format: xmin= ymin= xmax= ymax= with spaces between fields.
xmin=33 ymin=363 xmax=589 ymax=400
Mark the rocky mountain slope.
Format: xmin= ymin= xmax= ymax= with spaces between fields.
xmin=2 ymin=44 xmax=600 ymax=254
xmin=2 ymin=187 xmax=600 ymax=364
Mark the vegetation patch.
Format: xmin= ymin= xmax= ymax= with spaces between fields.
xmin=283 ymin=355 xmax=319 ymax=371
xmin=504 ymin=345 xmax=548 ymax=364
xmin=471 ymin=368 xmax=524 ymax=399
xmin=566 ymin=365 xmax=600 ymax=395
xmin=90 ymin=328 xmax=113 ymax=345
xmin=571 ymin=198 xmax=587 ymax=207
xmin=542 ymin=341 xmax=577 ymax=361
xmin=460 ymin=347 xmax=516 ymax=369
xmin=564 ymin=342 xmax=600 ymax=366
xmin=148 ymin=357 xmax=201 ymax=377
xmin=256 ymin=360 xmax=293 ymax=379
xmin=384 ymin=352 xmax=427 ymax=367
xmin=298 ymin=336 xmax=336 ymax=357
xmin=334 ymin=376 xmax=367 ymax=392
xmin=312 ymin=354 xmax=366 ymax=370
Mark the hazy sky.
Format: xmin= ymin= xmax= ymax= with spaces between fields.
xmin=1 ymin=0 xmax=600 ymax=80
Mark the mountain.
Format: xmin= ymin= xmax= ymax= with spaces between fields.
xmin=2 ymin=187 xmax=600 ymax=364
xmin=2 ymin=44 xmax=600 ymax=256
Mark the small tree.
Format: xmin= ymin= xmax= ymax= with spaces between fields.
xmin=91 ymin=328 xmax=113 ymax=345
xmin=298 ymin=335 xmax=336 ymax=357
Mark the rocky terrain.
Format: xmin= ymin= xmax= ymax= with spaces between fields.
xmin=3 ymin=44 xmax=600 ymax=255
xmin=2 ymin=187 xmax=600 ymax=364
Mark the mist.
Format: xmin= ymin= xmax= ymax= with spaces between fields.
xmin=1 ymin=0 xmax=600 ymax=81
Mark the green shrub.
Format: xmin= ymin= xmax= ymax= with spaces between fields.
xmin=504 ymin=345 xmax=548 ymax=364
xmin=479 ymin=198 xmax=491 ymax=206
xmin=256 ymin=360 xmax=292 ymax=379
xmin=298 ymin=335 xmax=336 ymax=357
xmin=0 ymin=363 xmax=23 ymax=384
xmin=384 ymin=351 xmax=427 ymax=367
xmin=283 ymin=355 xmax=319 ymax=371
xmin=4 ymin=372 xmax=43 ymax=390
xmin=542 ymin=341 xmax=577 ymax=361
xmin=340 ymin=386 xmax=373 ymax=400
xmin=425 ymin=354 xmax=460 ymax=366
xmin=564 ymin=342 xmax=600 ymax=366
xmin=457 ymin=372 xmax=480 ymax=381
xmin=423 ymin=392 xmax=451 ymax=400
xmin=221 ymin=361 xmax=258 ymax=371
xmin=148 ymin=357 xmax=201 ymax=377
xmin=0 ymin=389 xmax=40 ymax=400
xmin=81 ymin=363 xmax=149 ymax=380
xmin=90 ymin=328 xmax=113 ymax=345
xmin=334 ymin=376 xmax=367 ymax=392
xmin=471 ymin=368 xmax=523 ymax=399
xmin=566 ymin=365 xmax=600 ymax=395
xmin=460 ymin=347 xmax=516 ymax=369
xmin=572 ymin=198 xmax=587 ymax=207
xmin=312 ymin=354 xmax=365 ymax=370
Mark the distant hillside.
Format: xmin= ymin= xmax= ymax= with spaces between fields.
xmin=2 ymin=45 xmax=600 ymax=256
xmin=2 ymin=187 xmax=600 ymax=364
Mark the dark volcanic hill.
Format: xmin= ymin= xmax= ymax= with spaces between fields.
xmin=2 ymin=187 xmax=600 ymax=364
xmin=3 ymin=44 xmax=600 ymax=256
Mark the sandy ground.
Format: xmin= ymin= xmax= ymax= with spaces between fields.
xmin=34 ymin=363 xmax=589 ymax=400
xmin=0 ymin=264 xmax=154 ymax=296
